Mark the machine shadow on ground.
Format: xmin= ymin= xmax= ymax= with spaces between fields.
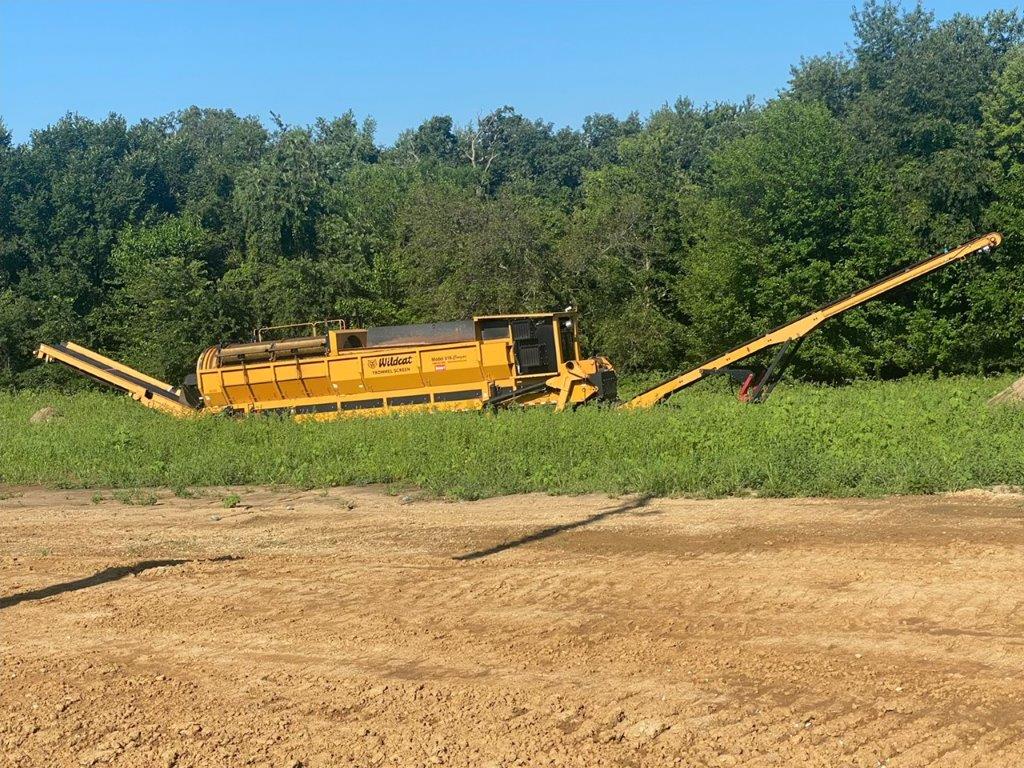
xmin=453 ymin=495 xmax=656 ymax=561
xmin=0 ymin=555 xmax=241 ymax=609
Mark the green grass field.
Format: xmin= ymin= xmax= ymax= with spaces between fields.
xmin=1 ymin=376 xmax=1022 ymax=499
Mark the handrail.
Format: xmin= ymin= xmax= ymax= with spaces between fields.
xmin=255 ymin=319 xmax=346 ymax=342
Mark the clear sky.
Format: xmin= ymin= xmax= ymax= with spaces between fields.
xmin=0 ymin=0 xmax=1015 ymax=146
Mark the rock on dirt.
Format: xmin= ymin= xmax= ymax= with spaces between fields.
xmin=28 ymin=406 xmax=59 ymax=424
xmin=622 ymin=719 xmax=669 ymax=742
xmin=988 ymin=375 xmax=1024 ymax=405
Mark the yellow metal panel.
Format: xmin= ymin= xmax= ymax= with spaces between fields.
xmin=422 ymin=343 xmax=483 ymax=386
xmin=360 ymin=350 xmax=426 ymax=393
xmin=480 ymin=340 xmax=514 ymax=380
xmin=327 ymin=357 xmax=364 ymax=395
xmin=295 ymin=359 xmax=333 ymax=396
xmin=243 ymin=364 xmax=282 ymax=403
xmin=198 ymin=370 xmax=224 ymax=406
xmin=274 ymin=367 xmax=309 ymax=400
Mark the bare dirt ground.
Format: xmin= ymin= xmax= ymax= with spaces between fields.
xmin=2 ymin=486 xmax=1024 ymax=767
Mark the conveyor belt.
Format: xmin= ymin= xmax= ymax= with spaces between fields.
xmin=622 ymin=232 xmax=1003 ymax=408
xmin=36 ymin=342 xmax=196 ymax=417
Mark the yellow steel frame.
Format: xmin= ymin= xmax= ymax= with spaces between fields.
xmin=621 ymin=232 xmax=1003 ymax=409
xmin=35 ymin=341 xmax=196 ymax=417
xmin=195 ymin=311 xmax=605 ymax=420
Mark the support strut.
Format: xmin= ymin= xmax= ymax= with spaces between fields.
xmin=621 ymin=232 xmax=1003 ymax=409
xmin=743 ymin=336 xmax=804 ymax=403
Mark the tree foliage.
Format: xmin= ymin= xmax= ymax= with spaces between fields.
xmin=2 ymin=2 xmax=1024 ymax=388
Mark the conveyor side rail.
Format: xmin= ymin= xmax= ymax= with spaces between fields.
xmin=621 ymin=232 xmax=1004 ymax=409
xmin=35 ymin=342 xmax=196 ymax=417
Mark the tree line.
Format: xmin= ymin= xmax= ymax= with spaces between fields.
xmin=2 ymin=1 xmax=1024 ymax=388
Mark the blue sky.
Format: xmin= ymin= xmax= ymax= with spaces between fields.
xmin=0 ymin=0 xmax=1014 ymax=145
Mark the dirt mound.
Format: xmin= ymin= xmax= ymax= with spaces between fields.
xmin=28 ymin=406 xmax=59 ymax=424
xmin=988 ymin=375 xmax=1024 ymax=405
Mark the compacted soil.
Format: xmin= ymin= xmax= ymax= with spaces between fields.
xmin=2 ymin=486 xmax=1024 ymax=767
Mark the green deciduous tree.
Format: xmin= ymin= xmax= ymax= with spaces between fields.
xmin=96 ymin=217 xmax=219 ymax=384
xmin=3 ymin=2 xmax=1024 ymax=387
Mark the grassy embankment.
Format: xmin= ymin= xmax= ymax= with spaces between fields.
xmin=1 ymin=376 xmax=1022 ymax=499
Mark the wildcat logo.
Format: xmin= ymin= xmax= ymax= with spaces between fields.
xmin=367 ymin=354 xmax=414 ymax=372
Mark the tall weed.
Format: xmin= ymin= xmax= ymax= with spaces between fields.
xmin=1 ymin=377 xmax=1021 ymax=498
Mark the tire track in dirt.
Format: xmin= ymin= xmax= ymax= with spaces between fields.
xmin=3 ymin=487 xmax=1024 ymax=766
